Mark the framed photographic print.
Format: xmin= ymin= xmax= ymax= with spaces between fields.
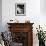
xmin=15 ymin=3 xmax=26 ymax=16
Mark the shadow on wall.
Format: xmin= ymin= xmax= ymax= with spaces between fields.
xmin=40 ymin=0 xmax=46 ymax=14
xmin=0 ymin=0 xmax=2 ymax=32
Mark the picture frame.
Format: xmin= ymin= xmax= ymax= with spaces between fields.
xmin=15 ymin=3 xmax=26 ymax=16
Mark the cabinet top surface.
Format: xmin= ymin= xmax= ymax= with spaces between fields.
xmin=7 ymin=23 xmax=34 ymax=25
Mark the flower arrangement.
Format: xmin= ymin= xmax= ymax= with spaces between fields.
xmin=36 ymin=25 xmax=45 ymax=42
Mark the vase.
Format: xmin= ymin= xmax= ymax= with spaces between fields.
xmin=39 ymin=40 xmax=45 ymax=46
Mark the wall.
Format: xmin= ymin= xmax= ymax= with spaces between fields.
xmin=40 ymin=0 xmax=46 ymax=31
xmin=40 ymin=0 xmax=46 ymax=14
xmin=0 ymin=0 xmax=2 ymax=32
xmin=2 ymin=0 xmax=46 ymax=46
xmin=2 ymin=0 xmax=40 ymax=30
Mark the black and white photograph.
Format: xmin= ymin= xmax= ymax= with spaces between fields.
xmin=15 ymin=3 xmax=26 ymax=16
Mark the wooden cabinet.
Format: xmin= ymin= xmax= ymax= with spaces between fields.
xmin=7 ymin=23 xmax=34 ymax=46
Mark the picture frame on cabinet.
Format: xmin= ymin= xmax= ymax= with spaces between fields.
xmin=15 ymin=3 xmax=26 ymax=16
